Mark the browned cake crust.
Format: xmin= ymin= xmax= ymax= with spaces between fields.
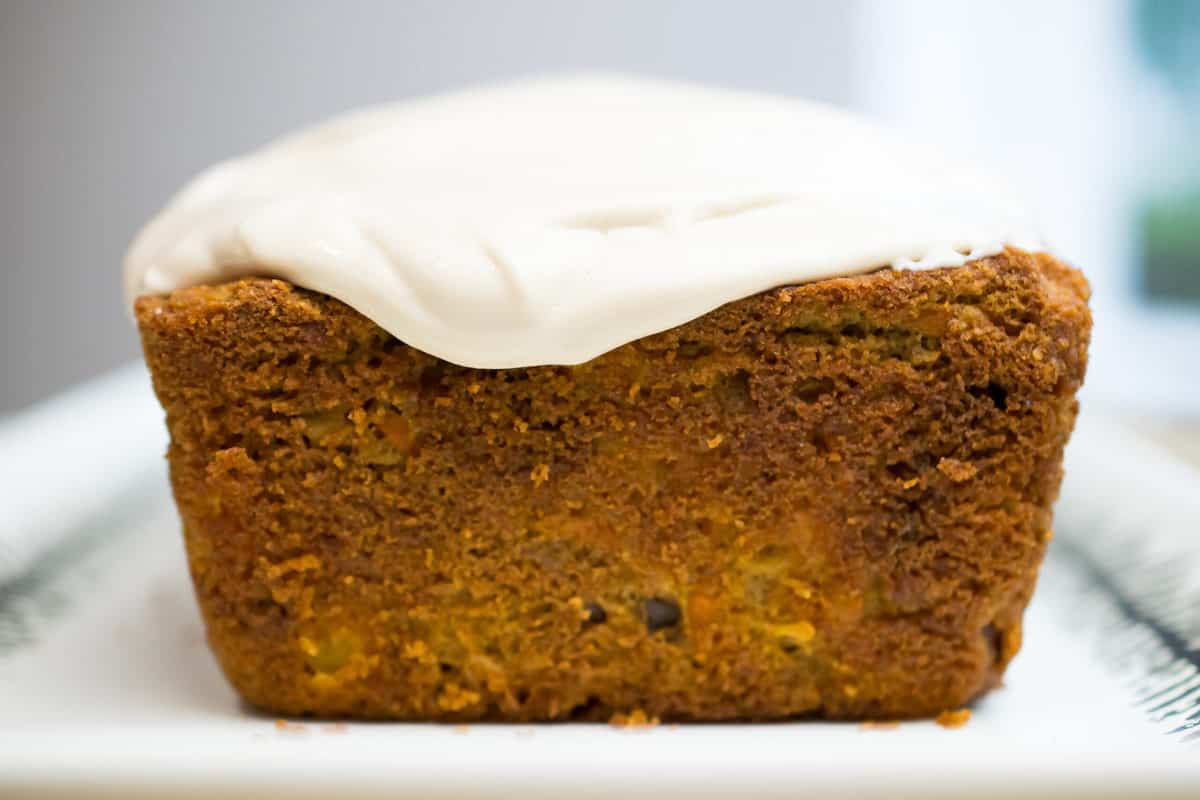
xmin=135 ymin=248 xmax=1090 ymax=721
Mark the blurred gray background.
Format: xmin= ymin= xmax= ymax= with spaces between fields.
xmin=4 ymin=0 xmax=1198 ymax=415
xmin=0 ymin=0 xmax=856 ymax=411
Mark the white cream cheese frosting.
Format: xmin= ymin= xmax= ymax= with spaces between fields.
xmin=125 ymin=74 xmax=1040 ymax=368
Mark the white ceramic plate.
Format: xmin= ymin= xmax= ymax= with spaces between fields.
xmin=1 ymin=367 xmax=1197 ymax=799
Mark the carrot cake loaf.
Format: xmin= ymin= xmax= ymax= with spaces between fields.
xmin=126 ymin=76 xmax=1090 ymax=721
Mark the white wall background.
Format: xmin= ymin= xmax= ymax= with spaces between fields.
xmin=0 ymin=0 xmax=857 ymax=412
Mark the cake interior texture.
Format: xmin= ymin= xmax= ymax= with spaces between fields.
xmin=135 ymin=248 xmax=1090 ymax=721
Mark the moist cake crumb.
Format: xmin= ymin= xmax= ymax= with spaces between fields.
xmin=135 ymin=248 xmax=1090 ymax=721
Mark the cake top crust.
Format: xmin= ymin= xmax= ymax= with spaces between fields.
xmin=125 ymin=74 xmax=1040 ymax=368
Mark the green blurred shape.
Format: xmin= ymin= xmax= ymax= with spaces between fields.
xmin=1140 ymin=188 xmax=1200 ymax=302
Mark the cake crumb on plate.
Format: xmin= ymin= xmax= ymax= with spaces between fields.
xmin=609 ymin=709 xmax=660 ymax=728
xmin=859 ymin=720 xmax=901 ymax=731
xmin=936 ymin=709 xmax=972 ymax=729
xmin=274 ymin=719 xmax=309 ymax=736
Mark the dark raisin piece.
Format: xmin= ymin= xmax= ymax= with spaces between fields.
xmin=644 ymin=597 xmax=681 ymax=633
xmin=583 ymin=601 xmax=607 ymax=625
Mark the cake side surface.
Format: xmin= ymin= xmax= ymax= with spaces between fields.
xmin=135 ymin=248 xmax=1090 ymax=721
